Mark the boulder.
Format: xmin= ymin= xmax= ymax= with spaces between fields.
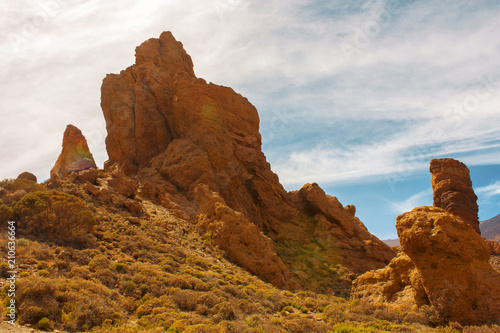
xmin=397 ymin=207 xmax=500 ymax=325
xmin=17 ymin=172 xmax=37 ymax=183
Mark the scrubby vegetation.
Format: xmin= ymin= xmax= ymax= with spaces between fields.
xmin=1 ymin=176 xmax=499 ymax=332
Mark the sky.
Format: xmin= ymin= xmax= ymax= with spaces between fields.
xmin=1 ymin=0 xmax=499 ymax=239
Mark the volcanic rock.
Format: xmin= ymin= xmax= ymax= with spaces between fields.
xmin=50 ymin=125 xmax=97 ymax=178
xmin=100 ymin=31 xmax=395 ymax=290
xmin=430 ymin=158 xmax=479 ymax=233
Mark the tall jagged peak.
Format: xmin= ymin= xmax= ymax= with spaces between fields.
xmin=134 ymin=31 xmax=195 ymax=78
xmin=100 ymin=31 xmax=394 ymax=291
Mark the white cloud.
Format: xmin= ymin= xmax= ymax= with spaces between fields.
xmin=386 ymin=189 xmax=432 ymax=215
xmin=476 ymin=180 xmax=500 ymax=198
xmin=0 ymin=0 xmax=499 ymax=184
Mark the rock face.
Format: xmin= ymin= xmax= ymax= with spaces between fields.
xmin=352 ymin=159 xmax=500 ymax=325
xmin=289 ymin=183 xmax=395 ymax=273
xmin=51 ymin=125 xmax=97 ymax=178
xmin=101 ymin=31 xmax=394 ymax=290
xmin=196 ymin=184 xmax=300 ymax=290
xmin=430 ymin=158 xmax=479 ymax=233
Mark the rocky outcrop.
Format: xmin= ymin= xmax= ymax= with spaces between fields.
xmin=288 ymin=183 xmax=395 ymax=274
xmin=196 ymin=184 xmax=300 ymax=290
xmin=100 ymin=31 xmax=394 ymax=290
xmin=352 ymin=159 xmax=500 ymax=325
xmin=101 ymin=32 xmax=296 ymax=235
xmin=430 ymin=158 xmax=479 ymax=233
xmin=351 ymin=252 xmax=427 ymax=307
xmin=51 ymin=125 xmax=97 ymax=178
xmin=398 ymin=207 xmax=500 ymax=325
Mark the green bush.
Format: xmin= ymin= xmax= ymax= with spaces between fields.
xmin=38 ymin=317 xmax=51 ymax=330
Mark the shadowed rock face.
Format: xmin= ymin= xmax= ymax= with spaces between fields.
xmin=100 ymin=31 xmax=394 ymax=290
xmin=50 ymin=125 xmax=97 ymax=178
xmin=352 ymin=159 xmax=500 ymax=326
xmin=430 ymin=158 xmax=479 ymax=233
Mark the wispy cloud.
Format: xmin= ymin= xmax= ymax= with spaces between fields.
xmin=476 ymin=180 xmax=500 ymax=198
xmin=0 ymin=0 xmax=499 ymax=184
xmin=386 ymin=189 xmax=432 ymax=215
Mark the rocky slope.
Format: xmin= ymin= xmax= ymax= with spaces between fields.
xmin=100 ymin=31 xmax=394 ymax=291
xmin=481 ymin=214 xmax=500 ymax=242
xmin=352 ymin=158 xmax=500 ymax=326
xmin=2 ymin=173 xmax=478 ymax=333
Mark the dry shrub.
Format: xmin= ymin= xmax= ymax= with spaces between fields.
xmin=282 ymin=316 xmax=331 ymax=333
xmin=88 ymin=255 xmax=111 ymax=271
xmin=463 ymin=325 xmax=500 ymax=333
xmin=90 ymin=269 xmax=118 ymax=288
xmin=13 ymin=191 xmax=96 ymax=248
xmin=56 ymin=277 xmax=127 ymax=331
xmin=16 ymin=275 xmax=59 ymax=325
xmin=222 ymin=284 xmax=245 ymax=298
xmin=16 ymin=241 xmax=54 ymax=263
xmin=214 ymin=301 xmax=236 ymax=321
xmin=172 ymin=289 xmax=199 ymax=311
xmin=0 ymin=203 xmax=13 ymax=226
xmin=0 ymin=178 xmax=44 ymax=205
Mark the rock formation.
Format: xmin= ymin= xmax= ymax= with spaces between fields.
xmin=289 ymin=183 xmax=395 ymax=273
xmin=51 ymin=125 xmax=97 ymax=178
xmin=100 ymin=31 xmax=394 ymax=290
xmin=430 ymin=158 xmax=479 ymax=233
xmin=196 ymin=184 xmax=300 ymax=290
xmin=352 ymin=159 xmax=500 ymax=325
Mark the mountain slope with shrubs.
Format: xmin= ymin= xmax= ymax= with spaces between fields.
xmin=2 ymin=174 xmax=496 ymax=333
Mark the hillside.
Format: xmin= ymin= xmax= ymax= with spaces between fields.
xmin=481 ymin=214 xmax=500 ymax=242
xmin=0 ymin=175 xmax=463 ymax=333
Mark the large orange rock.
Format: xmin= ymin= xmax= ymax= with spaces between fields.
xmin=101 ymin=31 xmax=295 ymax=233
xmin=101 ymin=31 xmax=395 ymax=290
xmin=50 ymin=125 xmax=97 ymax=178
xmin=398 ymin=207 xmax=500 ymax=325
xmin=430 ymin=158 xmax=479 ymax=233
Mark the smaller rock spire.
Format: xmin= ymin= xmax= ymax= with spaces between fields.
xmin=50 ymin=124 xmax=97 ymax=178
xmin=429 ymin=158 xmax=479 ymax=233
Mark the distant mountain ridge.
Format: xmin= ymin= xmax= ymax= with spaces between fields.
xmin=480 ymin=214 xmax=500 ymax=242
